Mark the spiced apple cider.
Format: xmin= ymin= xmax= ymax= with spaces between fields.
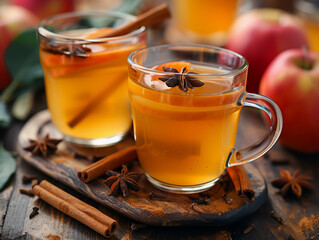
xmin=38 ymin=12 xmax=146 ymax=146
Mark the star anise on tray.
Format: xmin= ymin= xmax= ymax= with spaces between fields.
xmin=159 ymin=66 xmax=204 ymax=92
xmin=41 ymin=41 xmax=91 ymax=58
xmin=271 ymin=169 xmax=313 ymax=197
xmin=23 ymin=134 xmax=63 ymax=156
xmin=104 ymin=165 xmax=141 ymax=197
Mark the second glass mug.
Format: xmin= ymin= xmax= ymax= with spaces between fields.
xmin=171 ymin=0 xmax=238 ymax=44
xmin=38 ymin=11 xmax=146 ymax=147
xmin=128 ymin=44 xmax=283 ymax=193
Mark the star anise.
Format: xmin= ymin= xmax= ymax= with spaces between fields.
xmin=104 ymin=165 xmax=141 ymax=197
xmin=23 ymin=134 xmax=62 ymax=156
xmin=41 ymin=40 xmax=91 ymax=58
xmin=271 ymin=169 xmax=313 ymax=197
xmin=159 ymin=66 xmax=204 ymax=92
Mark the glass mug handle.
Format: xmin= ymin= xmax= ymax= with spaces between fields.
xmin=225 ymin=92 xmax=283 ymax=167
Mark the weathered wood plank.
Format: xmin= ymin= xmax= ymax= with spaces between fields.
xmin=0 ymin=179 xmax=13 ymax=236
xmin=1 ymin=160 xmax=32 ymax=239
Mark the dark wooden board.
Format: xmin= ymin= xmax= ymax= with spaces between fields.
xmin=17 ymin=110 xmax=267 ymax=226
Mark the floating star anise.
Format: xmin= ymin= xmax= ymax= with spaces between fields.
xmin=41 ymin=40 xmax=91 ymax=58
xmin=271 ymin=169 xmax=313 ymax=197
xmin=104 ymin=165 xmax=141 ymax=197
xmin=159 ymin=66 xmax=204 ymax=92
xmin=23 ymin=134 xmax=62 ymax=156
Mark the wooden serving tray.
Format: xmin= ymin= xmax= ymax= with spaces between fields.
xmin=18 ymin=110 xmax=267 ymax=226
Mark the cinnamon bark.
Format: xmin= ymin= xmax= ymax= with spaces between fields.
xmin=67 ymin=72 xmax=126 ymax=128
xmin=227 ymin=166 xmax=255 ymax=202
xmin=78 ymin=145 xmax=137 ymax=183
xmin=88 ymin=3 xmax=170 ymax=38
xmin=32 ymin=180 xmax=118 ymax=238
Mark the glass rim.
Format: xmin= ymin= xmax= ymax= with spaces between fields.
xmin=38 ymin=11 xmax=146 ymax=43
xmin=128 ymin=43 xmax=249 ymax=77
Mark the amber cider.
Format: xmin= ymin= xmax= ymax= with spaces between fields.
xmin=129 ymin=62 xmax=244 ymax=185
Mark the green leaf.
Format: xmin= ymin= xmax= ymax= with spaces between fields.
xmin=1 ymin=28 xmax=43 ymax=102
xmin=0 ymin=101 xmax=11 ymax=128
xmin=5 ymin=28 xmax=40 ymax=76
xmin=115 ymin=0 xmax=143 ymax=14
xmin=87 ymin=0 xmax=143 ymax=28
xmin=0 ymin=145 xmax=16 ymax=191
xmin=8 ymin=64 xmax=44 ymax=99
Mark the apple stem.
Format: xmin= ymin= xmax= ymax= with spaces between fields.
xmin=302 ymin=45 xmax=311 ymax=70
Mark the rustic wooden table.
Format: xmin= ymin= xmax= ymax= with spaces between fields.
xmin=0 ymin=104 xmax=318 ymax=240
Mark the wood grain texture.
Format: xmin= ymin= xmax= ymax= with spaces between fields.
xmin=0 ymin=178 xmax=13 ymax=236
xmin=16 ymin=110 xmax=267 ymax=227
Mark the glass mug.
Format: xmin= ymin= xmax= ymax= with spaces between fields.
xmin=38 ymin=11 xmax=146 ymax=147
xmin=171 ymin=0 xmax=238 ymax=44
xmin=128 ymin=44 xmax=282 ymax=193
xmin=295 ymin=0 xmax=319 ymax=52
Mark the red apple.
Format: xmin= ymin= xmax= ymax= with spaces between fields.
xmin=226 ymin=8 xmax=309 ymax=93
xmin=10 ymin=0 xmax=75 ymax=20
xmin=0 ymin=24 xmax=12 ymax=90
xmin=0 ymin=5 xmax=39 ymax=90
xmin=259 ymin=49 xmax=319 ymax=153
xmin=0 ymin=5 xmax=39 ymax=38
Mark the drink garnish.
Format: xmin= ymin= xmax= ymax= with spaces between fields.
xmin=23 ymin=134 xmax=62 ymax=156
xmin=159 ymin=66 xmax=204 ymax=92
xmin=271 ymin=169 xmax=313 ymax=197
xmin=103 ymin=165 xmax=141 ymax=197
xmin=40 ymin=3 xmax=170 ymax=57
xmin=41 ymin=40 xmax=91 ymax=58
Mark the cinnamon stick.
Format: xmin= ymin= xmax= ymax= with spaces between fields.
xmin=78 ymin=145 xmax=137 ymax=183
xmin=19 ymin=188 xmax=34 ymax=197
xmin=67 ymin=72 xmax=126 ymax=128
xmin=87 ymin=3 xmax=170 ymax=39
xmin=67 ymin=4 xmax=170 ymax=128
xmin=227 ymin=166 xmax=255 ymax=202
xmin=32 ymin=180 xmax=118 ymax=238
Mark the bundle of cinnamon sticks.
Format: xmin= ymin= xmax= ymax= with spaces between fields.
xmin=32 ymin=180 xmax=118 ymax=238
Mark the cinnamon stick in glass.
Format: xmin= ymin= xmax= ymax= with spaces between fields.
xmin=67 ymin=72 xmax=126 ymax=128
xmin=78 ymin=145 xmax=137 ymax=183
xmin=32 ymin=180 xmax=118 ymax=238
xmin=87 ymin=3 xmax=170 ymax=39
xmin=227 ymin=166 xmax=255 ymax=202
xmin=67 ymin=4 xmax=170 ymax=128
